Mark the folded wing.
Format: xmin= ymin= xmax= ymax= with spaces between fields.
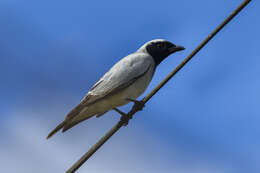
xmin=46 ymin=53 xmax=154 ymax=138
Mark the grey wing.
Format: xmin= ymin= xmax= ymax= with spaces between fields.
xmin=47 ymin=53 xmax=154 ymax=138
xmin=66 ymin=53 xmax=154 ymax=120
xmin=87 ymin=53 xmax=154 ymax=102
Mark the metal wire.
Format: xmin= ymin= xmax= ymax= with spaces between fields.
xmin=66 ymin=1 xmax=251 ymax=172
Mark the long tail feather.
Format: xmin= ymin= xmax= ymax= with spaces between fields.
xmin=46 ymin=121 xmax=66 ymax=139
xmin=62 ymin=115 xmax=93 ymax=133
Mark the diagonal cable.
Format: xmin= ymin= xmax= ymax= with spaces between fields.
xmin=66 ymin=1 xmax=251 ymax=172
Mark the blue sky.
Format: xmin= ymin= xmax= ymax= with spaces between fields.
xmin=1 ymin=0 xmax=259 ymax=173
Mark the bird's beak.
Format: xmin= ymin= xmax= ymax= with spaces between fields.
xmin=168 ymin=45 xmax=185 ymax=53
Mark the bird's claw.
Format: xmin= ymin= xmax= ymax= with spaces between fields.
xmin=113 ymin=108 xmax=131 ymax=126
xmin=114 ymin=99 xmax=145 ymax=126
xmin=120 ymin=114 xmax=133 ymax=126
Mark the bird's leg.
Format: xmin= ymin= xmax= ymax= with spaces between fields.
xmin=113 ymin=98 xmax=145 ymax=126
xmin=113 ymin=108 xmax=132 ymax=126
xmin=113 ymin=108 xmax=126 ymax=116
xmin=126 ymin=98 xmax=145 ymax=111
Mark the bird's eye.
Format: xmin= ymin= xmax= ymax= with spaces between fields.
xmin=157 ymin=43 xmax=163 ymax=49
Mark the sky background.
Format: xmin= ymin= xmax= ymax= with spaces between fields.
xmin=0 ymin=0 xmax=259 ymax=173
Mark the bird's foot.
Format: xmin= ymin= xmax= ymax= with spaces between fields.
xmin=126 ymin=98 xmax=145 ymax=111
xmin=120 ymin=114 xmax=133 ymax=126
xmin=113 ymin=108 xmax=132 ymax=126
xmin=113 ymin=99 xmax=145 ymax=126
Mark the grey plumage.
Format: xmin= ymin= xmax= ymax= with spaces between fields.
xmin=46 ymin=39 xmax=184 ymax=139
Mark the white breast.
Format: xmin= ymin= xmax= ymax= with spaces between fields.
xmin=120 ymin=63 xmax=155 ymax=100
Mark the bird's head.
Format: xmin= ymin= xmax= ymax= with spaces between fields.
xmin=138 ymin=39 xmax=185 ymax=65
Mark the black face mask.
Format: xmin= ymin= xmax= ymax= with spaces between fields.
xmin=146 ymin=41 xmax=185 ymax=65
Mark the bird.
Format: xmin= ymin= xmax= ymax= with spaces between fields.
xmin=46 ymin=39 xmax=185 ymax=139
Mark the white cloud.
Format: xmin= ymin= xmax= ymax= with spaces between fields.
xmin=1 ymin=108 xmax=232 ymax=173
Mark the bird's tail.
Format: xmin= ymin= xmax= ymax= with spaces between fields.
xmin=46 ymin=120 xmax=66 ymax=140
